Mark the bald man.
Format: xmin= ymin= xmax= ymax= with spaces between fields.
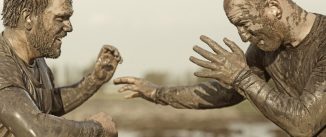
xmin=114 ymin=0 xmax=325 ymax=136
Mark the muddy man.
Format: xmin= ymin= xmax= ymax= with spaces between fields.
xmin=114 ymin=0 xmax=326 ymax=136
xmin=0 ymin=0 xmax=122 ymax=136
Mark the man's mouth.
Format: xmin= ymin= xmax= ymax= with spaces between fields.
xmin=52 ymin=37 xmax=62 ymax=49
xmin=56 ymin=33 xmax=67 ymax=41
xmin=241 ymin=34 xmax=252 ymax=42
xmin=53 ymin=32 xmax=67 ymax=46
xmin=56 ymin=37 xmax=62 ymax=43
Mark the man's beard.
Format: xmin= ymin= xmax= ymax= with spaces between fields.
xmin=27 ymin=21 xmax=61 ymax=59
xmin=253 ymin=17 xmax=287 ymax=52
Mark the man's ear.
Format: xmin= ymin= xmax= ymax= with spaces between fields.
xmin=22 ymin=8 xmax=32 ymax=31
xmin=265 ymin=0 xmax=282 ymax=19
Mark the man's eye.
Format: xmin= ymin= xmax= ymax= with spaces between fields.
xmin=239 ymin=20 xmax=251 ymax=26
xmin=240 ymin=22 xmax=250 ymax=28
xmin=244 ymin=23 xmax=250 ymax=28
xmin=56 ymin=17 xmax=63 ymax=22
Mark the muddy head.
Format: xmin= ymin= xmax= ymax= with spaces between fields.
xmin=223 ymin=0 xmax=315 ymax=51
xmin=2 ymin=0 xmax=74 ymax=64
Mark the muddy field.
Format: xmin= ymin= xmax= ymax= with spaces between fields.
xmin=63 ymin=91 xmax=288 ymax=137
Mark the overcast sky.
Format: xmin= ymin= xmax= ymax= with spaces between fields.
xmin=0 ymin=0 xmax=326 ymax=80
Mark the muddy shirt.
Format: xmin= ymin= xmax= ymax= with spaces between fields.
xmin=0 ymin=35 xmax=105 ymax=137
xmin=155 ymin=14 xmax=326 ymax=136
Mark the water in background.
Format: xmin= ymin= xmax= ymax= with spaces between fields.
xmin=119 ymin=122 xmax=283 ymax=137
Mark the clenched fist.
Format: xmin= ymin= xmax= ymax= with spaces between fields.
xmin=91 ymin=45 xmax=122 ymax=84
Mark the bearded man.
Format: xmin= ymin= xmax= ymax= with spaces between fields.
xmin=114 ymin=0 xmax=326 ymax=136
xmin=0 ymin=0 xmax=121 ymax=136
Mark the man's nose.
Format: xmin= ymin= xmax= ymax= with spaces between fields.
xmin=63 ymin=20 xmax=73 ymax=32
xmin=237 ymin=27 xmax=251 ymax=42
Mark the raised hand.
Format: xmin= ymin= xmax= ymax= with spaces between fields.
xmin=190 ymin=35 xmax=249 ymax=88
xmin=91 ymin=45 xmax=122 ymax=84
xmin=113 ymin=77 xmax=161 ymax=102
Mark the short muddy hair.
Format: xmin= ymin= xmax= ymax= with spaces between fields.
xmin=1 ymin=0 xmax=49 ymax=28
xmin=224 ymin=0 xmax=267 ymax=12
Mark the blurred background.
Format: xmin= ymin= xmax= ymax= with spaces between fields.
xmin=1 ymin=0 xmax=326 ymax=137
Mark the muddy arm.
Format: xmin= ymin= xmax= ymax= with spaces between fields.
xmin=0 ymin=87 xmax=107 ymax=137
xmin=154 ymin=80 xmax=244 ymax=109
xmin=154 ymin=45 xmax=268 ymax=109
xmin=54 ymin=74 xmax=103 ymax=115
xmin=234 ymin=62 xmax=326 ymax=136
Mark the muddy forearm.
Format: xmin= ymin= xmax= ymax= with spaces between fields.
xmin=234 ymin=69 xmax=325 ymax=136
xmin=0 ymin=87 xmax=107 ymax=137
xmin=154 ymin=80 xmax=244 ymax=109
xmin=58 ymin=74 xmax=103 ymax=114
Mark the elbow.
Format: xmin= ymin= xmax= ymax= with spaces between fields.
xmin=23 ymin=130 xmax=41 ymax=137
xmin=13 ymin=125 xmax=44 ymax=137
xmin=8 ymin=113 xmax=42 ymax=137
xmin=282 ymin=118 xmax=316 ymax=137
xmin=14 ymin=125 xmax=47 ymax=137
xmin=286 ymin=127 xmax=315 ymax=137
xmin=276 ymin=104 xmax=319 ymax=136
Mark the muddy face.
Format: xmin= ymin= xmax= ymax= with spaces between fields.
xmin=27 ymin=0 xmax=73 ymax=58
xmin=224 ymin=0 xmax=289 ymax=51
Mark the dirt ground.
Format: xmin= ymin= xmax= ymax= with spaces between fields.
xmin=63 ymin=91 xmax=289 ymax=137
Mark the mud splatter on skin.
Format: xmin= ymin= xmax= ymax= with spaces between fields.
xmin=224 ymin=0 xmax=291 ymax=51
xmin=284 ymin=0 xmax=308 ymax=26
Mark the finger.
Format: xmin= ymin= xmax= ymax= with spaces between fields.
xmin=189 ymin=56 xmax=216 ymax=69
xmin=97 ymin=45 xmax=112 ymax=59
xmin=114 ymin=54 xmax=121 ymax=63
xmin=113 ymin=77 xmax=141 ymax=85
xmin=118 ymin=85 xmax=139 ymax=93
xmin=125 ymin=92 xmax=141 ymax=99
xmin=223 ymin=38 xmax=244 ymax=56
xmin=100 ymin=55 xmax=111 ymax=64
xmin=118 ymin=85 xmax=131 ymax=93
xmin=118 ymin=56 xmax=123 ymax=64
xmin=103 ymin=45 xmax=116 ymax=52
xmin=200 ymin=35 xmax=228 ymax=54
xmin=193 ymin=45 xmax=217 ymax=62
xmin=99 ymin=56 xmax=116 ymax=69
xmin=101 ymin=48 xmax=122 ymax=64
xmin=113 ymin=51 xmax=123 ymax=64
xmin=102 ymin=46 xmax=111 ymax=53
xmin=97 ymin=50 xmax=111 ymax=60
xmin=100 ymin=53 xmax=119 ymax=66
xmin=194 ymin=70 xmax=217 ymax=79
xmin=113 ymin=50 xmax=120 ymax=57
